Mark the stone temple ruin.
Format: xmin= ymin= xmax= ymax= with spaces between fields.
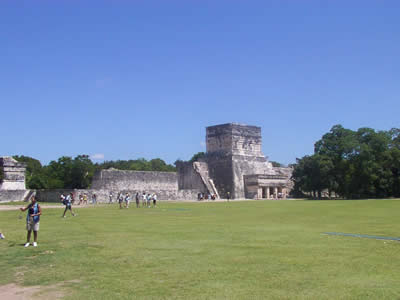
xmin=0 ymin=156 xmax=35 ymax=202
xmin=90 ymin=123 xmax=292 ymax=200
xmin=1 ymin=123 xmax=292 ymax=202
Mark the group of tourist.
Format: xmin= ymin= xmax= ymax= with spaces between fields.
xmin=108 ymin=191 xmax=157 ymax=208
xmin=59 ymin=192 xmax=98 ymax=206
xmin=197 ymin=192 xmax=218 ymax=201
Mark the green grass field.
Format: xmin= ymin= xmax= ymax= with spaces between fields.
xmin=1 ymin=199 xmax=400 ymax=299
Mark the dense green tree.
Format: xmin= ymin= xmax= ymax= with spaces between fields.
xmin=97 ymin=158 xmax=176 ymax=172
xmin=189 ymin=152 xmax=206 ymax=162
xmin=293 ymin=125 xmax=400 ymax=199
xmin=13 ymin=155 xmax=47 ymax=189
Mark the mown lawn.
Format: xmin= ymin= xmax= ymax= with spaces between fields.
xmin=1 ymin=199 xmax=400 ymax=299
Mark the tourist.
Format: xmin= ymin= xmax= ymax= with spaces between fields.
xmin=70 ymin=192 xmax=75 ymax=204
xmin=78 ymin=194 xmax=83 ymax=205
xmin=60 ymin=193 xmax=66 ymax=204
xmin=83 ymin=193 xmax=88 ymax=205
xmin=0 ymin=232 xmax=5 ymax=239
xmin=135 ymin=192 xmax=140 ymax=208
xmin=227 ymin=192 xmax=230 ymax=202
xmin=152 ymin=193 xmax=157 ymax=207
xmin=108 ymin=192 xmax=113 ymax=204
xmin=118 ymin=192 xmax=124 ymax=209
xmin=92 ymin=193 xmax=97 ymax=204
xmin=20 ymin=195 xmax=41 ymax=247
xmin=62 ymin=193 xmax=76 ymax=218
xmin=142 ymin=192 xmax=146 ymax=207
xmin=125 ymin=193 xmax=130 ymax=208
xmin=146 ymin=193 xmax=151 ymax=207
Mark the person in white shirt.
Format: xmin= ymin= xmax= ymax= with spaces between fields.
xmin=152 ymin=193 xmax=157 ymax=207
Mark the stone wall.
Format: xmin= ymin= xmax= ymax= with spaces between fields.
xmin=175 ymin=161 xmax=207 ymax=191
xmin=206 ymin=152 xmax=233 ymax=198
xmin=0 ymin=190 xmax=31 ymax=203
xmin=90 ymin=169 xmax=199 ymax=201
xmin=0 ymin=156 xmax=26 ymax=190
xmin=92 ymin=169 xmax=177 ymax=191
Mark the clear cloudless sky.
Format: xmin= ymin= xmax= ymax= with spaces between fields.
xmin=1 ymin=0 xmax=399 ymax=166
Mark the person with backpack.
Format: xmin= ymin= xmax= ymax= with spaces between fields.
xmin=20 ymin=195 xmax=42 ymax=247
xmin=62 ymin=193 xmax=76 ymax=218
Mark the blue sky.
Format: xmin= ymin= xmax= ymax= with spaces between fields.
xmin=1 ymin=0 xmax=399 ymax=166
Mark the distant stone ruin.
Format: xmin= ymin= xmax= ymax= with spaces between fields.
xmin=0 ymin=156 xmax=35 ymax=203
xmin=91 ymin=123 xmax=292 ymax=200
xmin=204 ymin=123 xmax=292 ymax=199
xmin=1 ymin=123 xmax=292 ymax=202
xmin=0 ymin=156 xmax=26 ymax=190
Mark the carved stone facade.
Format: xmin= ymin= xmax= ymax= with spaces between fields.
xmin=0 ymin=156 xmax=26 ymax=190
xmin=204 ymin=123 xmax=292 ymax=199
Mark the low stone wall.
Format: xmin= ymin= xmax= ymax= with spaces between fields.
xmin=0 ymin=190 xmax=30 ymax=203
xmin=91 ymin=169 xmax=179 ymax=192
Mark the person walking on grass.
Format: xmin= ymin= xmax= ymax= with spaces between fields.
xmin=142 ymin=192 xmax=146 ymax=207
xmin=0 ymin=232 xmax=5 ymax=239
xmin=20 ymin=196 xmax=42 ymax=247
xmin=125 ymin=193 xmax=131 ymax=208
xmin=92 ymin=193 xmax=97 ymax=205
xmin=109 ymin=191 xmax=113 ymax=204
xmin=152 ymin=193 xmax=157 ymax=207
xmin=135 ymin=192 xmax=140 ymax=208
xmin=118 ymin=192 xmax=124 ymax=209
xmin=147 ymin=193 xmax=152 ymax=207
xmin=62 ymin=193 xmax=76 ymax=218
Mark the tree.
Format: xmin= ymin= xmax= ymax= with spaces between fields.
xmin=189 ymin=152 xmax=206 ymax=162
xmin=270 ymin=161 xmax=283 ymax=167
xmin=13 ymin=155 xmax=47 ymax=189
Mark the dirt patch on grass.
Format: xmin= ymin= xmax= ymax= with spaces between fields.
xmin=0 ymin=283 xmax=48 ymax=300
xmin=0 ymin=280 xmax=80 ymax=300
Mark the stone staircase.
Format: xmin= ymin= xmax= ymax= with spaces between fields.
xmin=193 ymin=162 xmax=220 ymax=198
xmin=23 ymin=190 xmax=36 ymax=202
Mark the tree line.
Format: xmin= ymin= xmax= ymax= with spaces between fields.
xmin=12 ymin=155 xmax=176 ymax=190
xmin=292 ymin=125 xmax=400 ymax=199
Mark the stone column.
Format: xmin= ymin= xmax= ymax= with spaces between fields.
xmin=266 ymin=187 xmax=270 ymax=199
xmin=257 ymin=188 xmax=263 ymax=200
xmin=274 ymin=187 xmax=278 ymax=199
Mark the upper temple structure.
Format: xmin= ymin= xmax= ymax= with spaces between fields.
xmin=202 ymin=123 xmax=292 ymax=199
